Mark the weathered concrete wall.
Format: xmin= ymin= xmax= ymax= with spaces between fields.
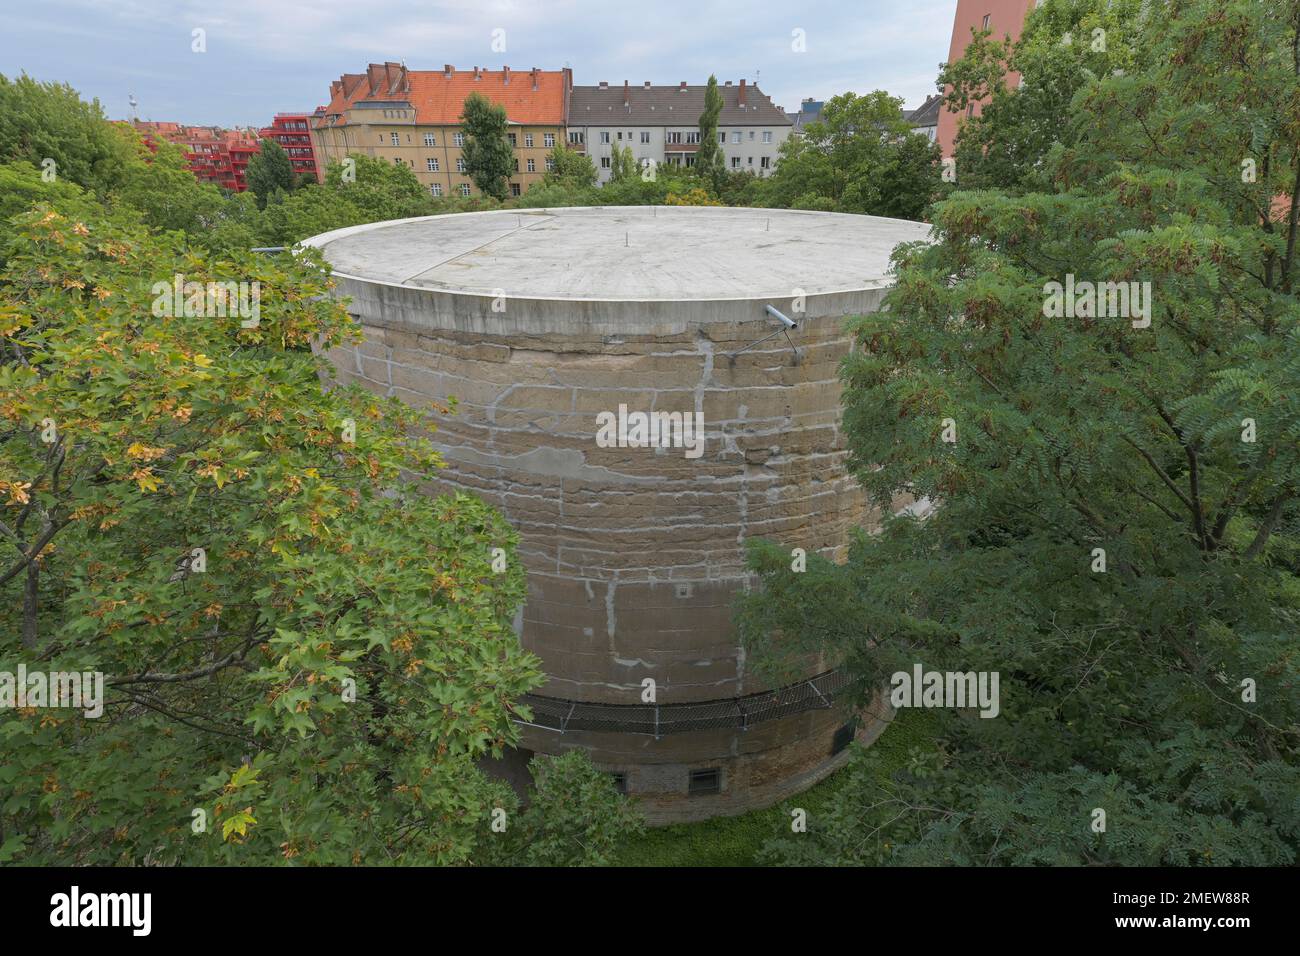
xmin=319 ymin=284 xmax=887 ymax=704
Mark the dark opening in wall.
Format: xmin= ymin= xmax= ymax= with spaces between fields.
xmin=688 ymin=767 xmax=721 ymax=796
xmin=610 ymin=772 xmax=628 ymax=795
xmin=831 ymin=719 xmax=858 ymax=756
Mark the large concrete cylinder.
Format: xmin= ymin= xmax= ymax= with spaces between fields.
xmin=306 ymin=206 xmax=928 ymax=821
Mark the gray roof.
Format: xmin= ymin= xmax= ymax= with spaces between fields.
xmin=906 ymin=94 xmax=942 ymax=128
xmin=570 ymin=82 xmax=791 ymax=127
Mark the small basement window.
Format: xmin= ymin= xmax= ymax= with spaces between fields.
xmin=688 ymin=768 xmax=721 ymax=796
xmin=609 ymin=772 xmax=628 ymax=795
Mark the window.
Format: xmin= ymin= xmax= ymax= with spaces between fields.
xmin=545 ymin=157 xmax=555 ymax=171
xmin=610 ymin=772 xmax=628 ymax=795
xmin=453 ymin=132 xmax=465 ymax=147
xmin=510 ymin=182 xmax=521 ymax=197
xmin=967 ymin=103 xmax=975 ymax=118
xmin=459 ymin=183 xmax=471 ymax=197
xmin=982 ymin=14 xmax=991 ymax=29
xmin=718 ymin=131 xmax=725 ymax=144
xmin=641 ymin=131 xmax=650 ymax=144
xmin=426 ymin=157 xmax=439 ymax=171
xmin=526 ymin=158 xmax=535 ymax=172
xmin=666 ymin=131 xmax=682 ymax=144
xmin=600 ymin=131 xmax=610 ymax=144
xmin=393 ymin=157 xmax=402 ymax=165
xmin=748 ymin=130 xmax=755 ymax=140
xmin=731 ymin=131 xmax=742 ymax=144
xmin=731 ymin=156 xmax=740 ymax=169
xmin=430 ymin=183 xmax=442 ymax=197
xmin=390 ymin=132 xmax=400 ymax=146
xmin=747 ymin=156 xmax=753 ymax=165
xmin=456 ymin=158 xmax=466 ymax=172
xmin=513 ymin=158 xmax=519 ymax=172
xmin=686 ymin=131 xmax=700 ymax=144
xmin=688 ymin=768 xmax=720 ymax=796
xmin=569 ymin=130 xmax=584 ymax=144
xmin=760 ymin=156 xmax=770 ymax=169
xmin=507 ymin=133 xmax=517 ymax=146
xmin=424 ymin=133 xmax=436 ymax=147
xmin=525 ymin=133 xmax=534 ymax=147
xmin=544 ymin=132 xmax=555 ymax=147
xmin=762 ymin=130 xmax=772 ymax=143
xmin=601 ymin=156 xmax=611 ymax=168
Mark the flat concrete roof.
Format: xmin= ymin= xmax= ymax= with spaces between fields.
xmin=303 ymin=206 xmax=931 ymax=302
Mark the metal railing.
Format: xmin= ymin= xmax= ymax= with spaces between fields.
xmin=514 ymin=669 xmax=857 ymax=737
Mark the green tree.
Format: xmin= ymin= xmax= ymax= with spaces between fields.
xmin=609 ymin=143 xmax=639 ymax=184
xmin=764 ymin=90 xmax=941 ymax=219
xmin=0 ymin=73 xmax=135 ymax=195
xmin=480 ymin=751 xmax=644 ymax=866
xmin=743 ymin=0 xmax=1300 ymax=866
xmin=459 ymin=93 xmax=514 ymax=201
xmin=245 ymin=138 xmax=295 ymax=209
xmin=541 ymin=142 xmax=598 ymax=189
xmin=694 ymin=75 xmax=727 ymax=192
xmin=0 ymin=204 xmax=547 ymax=864
xmin=939 ymin=0 xmax=1142 ymax=191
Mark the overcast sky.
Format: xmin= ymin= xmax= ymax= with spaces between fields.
xmin=1 ymin=0 xmax=957 ymax=127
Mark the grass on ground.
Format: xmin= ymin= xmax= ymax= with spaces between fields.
xmin=613 ymin=708 xmax=938 ymax=867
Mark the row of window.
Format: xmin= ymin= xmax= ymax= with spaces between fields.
xmin=601 ymin=154 xmax=771 ymax=170
xmin=384 ymin=131 xmax=558 ymax=149
xmin=403 ymin=156 xmax=553 ymax=174
xmin=425 ymin=181 xmax=526 ymax=198
xmin=572 ymin=130 xmax=775 ymax=145
xmin=380 ymin=130 xmax=776 ymax=148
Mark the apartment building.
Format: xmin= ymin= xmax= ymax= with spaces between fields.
xmin=936 ymin=0 xmax=1037 ymax=157
xmin=311 ymin=62 xmax=570 ymax=198
xmin=567 ymin=80 xmax=792 ymax=185
xmin=259 ymin=113 xmax=321 ymax=183
xmin=133 ymin=121 xmax=260 ymax=192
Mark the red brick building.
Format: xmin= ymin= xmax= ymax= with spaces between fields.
xmin=258 ymin=113 xmax=322 ymax=183
xmin=133 ymin=122 xmax=261 ymax=192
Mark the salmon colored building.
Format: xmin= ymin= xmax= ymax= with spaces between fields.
xmin=936 ymin=0 xmax=1037 ymax=158
xmin=311 ymin=62 xmax=571 ymax=198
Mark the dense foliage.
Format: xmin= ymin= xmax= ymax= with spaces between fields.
xmin=742 ymin=0 xmax=1300 ymax=866
xmin=459 ymin=92 xmax=514 ymax=201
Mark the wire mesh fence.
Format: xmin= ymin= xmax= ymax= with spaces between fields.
xmin=513 ymin=669 xmax=859 ymax=737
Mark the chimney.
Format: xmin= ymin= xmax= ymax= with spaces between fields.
xmin=531 ymin=67 xmax=539 ymax=90
xmin=738 ymin=79 xmax=747 ymax=106
xmin=503 ymin=65 xmax=510 ymax=84
xmin=444 ymin=64 xmax=453 ymax=78
xmin=474 ymin=66 xmax=482 ymax=81
xmin=725 ymin=80 xmax=732 ymax=86
xmin=679 ymin=81 xmax=687 ymax=92
xmin=599 ymin=80 xmax=608 ymax=90
xmin=623 ymin=80 xmax=629 ymax=107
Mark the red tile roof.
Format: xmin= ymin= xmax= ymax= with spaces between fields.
xmin=317 ymin=62 xmax=571 ymax=127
